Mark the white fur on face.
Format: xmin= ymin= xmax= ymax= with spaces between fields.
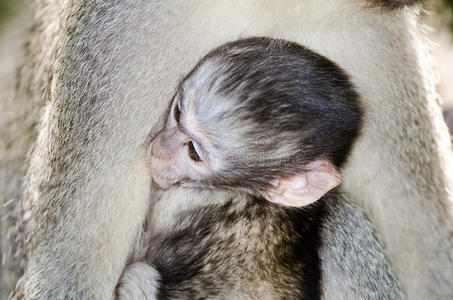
xmin=180 ymin=59 xmax=303 ymax=175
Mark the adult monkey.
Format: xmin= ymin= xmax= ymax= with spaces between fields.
xmin=2 ymin=0 xmax=452 ymax=299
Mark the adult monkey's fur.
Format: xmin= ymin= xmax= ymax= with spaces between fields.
xmin=1 ymin=0 xmax=452 ymax=299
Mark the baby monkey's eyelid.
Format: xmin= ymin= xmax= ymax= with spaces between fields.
xmin=174 ymin=101 xmax=181 ymax=123
xmin=188 ymin=141 xmax=202 ymax=162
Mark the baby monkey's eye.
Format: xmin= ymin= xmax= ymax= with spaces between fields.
xmin=188 ymin=141 xmax=201 ymax=162
xmin=174 ymin=102 xmax=181 ymax=123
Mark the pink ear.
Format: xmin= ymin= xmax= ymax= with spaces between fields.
xmin=265 ymin=160 xmax=341 ymax=207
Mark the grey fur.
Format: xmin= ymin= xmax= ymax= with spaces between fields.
xmin=118 ymin=189 xmax=406 ymax=300
xmin=2 ymin=0 xmax=452 ymax=299
xmin=116 ymin=38 xmax=405 ymax=299
xmin=320 ymin=195 xmax=405 ymax=299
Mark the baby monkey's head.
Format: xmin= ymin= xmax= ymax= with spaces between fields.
xmin=150 ymin=37 xmax=361 ymax=207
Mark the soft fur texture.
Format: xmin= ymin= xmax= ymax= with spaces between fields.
xmin=170 ymin=38 xmax=362 ymax=194
xmin=367 ymin=0 xmax=421 ymax=10
xmin=116 ymin=262 xmax=160 ymax=300
xmin=2 ymin=0 xmax=452 ymax=299
xmin=118 ymin=188 xmax=405 ymax=300
xmin=116 ymin=38 xmax=397 ymax=299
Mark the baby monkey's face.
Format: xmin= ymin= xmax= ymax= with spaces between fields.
xmin=149 ymin=82 xmax=341 ymax=208
xmin=149 ymin=88 xmax=217 ymax=190
xmin=148 ymin=38 xmax=362 ymax=207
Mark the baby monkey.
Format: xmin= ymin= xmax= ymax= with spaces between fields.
xmin=117 ymin=38 xmax=404 ymax=300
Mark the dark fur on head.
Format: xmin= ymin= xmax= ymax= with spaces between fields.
xmin=179 ymin=38 xmax=362 ymax=193
xmin=117 ymin=38 xmax=405 ymax=300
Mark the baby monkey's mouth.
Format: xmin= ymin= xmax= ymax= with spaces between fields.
xmin=150 ymin=172 xmax=180 ymax=190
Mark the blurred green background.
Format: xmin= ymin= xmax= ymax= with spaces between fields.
xmin=425 ymin=0 xmax=453 ymax=32
xmin=0 ymin=0 xmax=24 ymax=29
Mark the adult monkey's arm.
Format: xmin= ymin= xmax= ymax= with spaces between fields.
xmin=7 ymin=0 xmax=452 ymax=299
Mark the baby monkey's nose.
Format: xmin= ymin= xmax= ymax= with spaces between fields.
xmin=151 ymin=127 xmax=190 ymax=160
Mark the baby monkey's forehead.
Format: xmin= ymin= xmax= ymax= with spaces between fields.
xmin=186 ymin=59 xmax=233 ymax=89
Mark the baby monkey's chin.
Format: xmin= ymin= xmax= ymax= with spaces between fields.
xmin=151 ymin=174 xmax=178 ymax=190
xmin=152 ymin=178 xmax=212 ymax=191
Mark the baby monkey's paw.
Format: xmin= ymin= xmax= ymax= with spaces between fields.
xmin=116 ymin=262 xmax=160 ymax=300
